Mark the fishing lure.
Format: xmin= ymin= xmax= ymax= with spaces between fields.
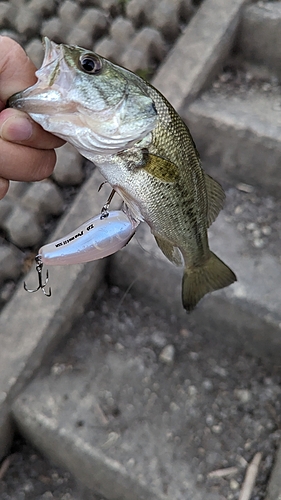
xmin=24 ymin=208 xmax=139 ymax=296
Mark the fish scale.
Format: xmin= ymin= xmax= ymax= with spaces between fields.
xmin=9 ymin=37 xmax=236 ymax=311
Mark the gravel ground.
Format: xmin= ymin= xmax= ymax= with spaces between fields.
xmin=1 ymin=285 xmax=280 ymax=500
xmin=64 ymin=287 xmax=281 ymax=500
xmin=0 ymin=435 xmax=103 ymax=500
xmin=223 ymin=185 xmax=281 ymax=257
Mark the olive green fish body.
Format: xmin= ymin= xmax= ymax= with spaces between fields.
xmin=9 ymin=38 xmax=236 ymax=311
xmin=93 ymin=94 xmax=209 ymax=266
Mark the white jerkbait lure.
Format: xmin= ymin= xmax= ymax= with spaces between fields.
xmin=24 ymin=210 xmax=139 ymax=296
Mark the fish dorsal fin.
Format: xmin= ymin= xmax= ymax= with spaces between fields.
xmin=204 ymin=173 xmax=225 ymax=227
xmin=143 ymin=153 xmax=179 ymax=183
xmin=154 ymin=235 xmax=183 ymax=267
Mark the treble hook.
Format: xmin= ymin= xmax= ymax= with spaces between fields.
xmin=24 ymin=255 xmax=51 ymax=297
xmin=100 ymin=189 xmax=116 ymax=219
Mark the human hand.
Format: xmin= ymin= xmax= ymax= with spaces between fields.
xmin=0 ymin=36 xmax=64 ymax=200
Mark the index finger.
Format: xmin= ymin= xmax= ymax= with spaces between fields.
xmin=0 ymin=36 xmax=37 ymax=105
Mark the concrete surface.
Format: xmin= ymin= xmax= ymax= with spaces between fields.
xmin=153 ymin=0 xmax=249 ymax=108
xmin=238 ymin=2 xmax=281 ymax=80
xmin=9 ymin=358 xmax=218 ymax=500
xmin=184 ymin=87 xmax=281 ymax=194
xmin=0 ymin=169 xmax=106 ymax=460
xmin=8 ymin=297 xmax=228 ymax=500
xmin=266 ymin=444 xmax=281 ymax=500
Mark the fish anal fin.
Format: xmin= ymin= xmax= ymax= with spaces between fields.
xmin=143 ymin=153 xmax=179 ymax=183
xmin=204 ymin=173 xmax=225 ymax=227
xmin=154 ymin=235 xmax=183 ymax=267
xmin=182 ymin=251 xmax=237 ymax=312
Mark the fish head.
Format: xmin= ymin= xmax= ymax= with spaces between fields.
xmin=9 ymin=37 xmax=158 ymax=155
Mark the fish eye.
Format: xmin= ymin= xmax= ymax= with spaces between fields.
xmin=79 ymin=54 xmax=102 ymax=74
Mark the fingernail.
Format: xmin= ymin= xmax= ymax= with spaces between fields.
xmin=0 ymin=115 xmax=33 ymax=142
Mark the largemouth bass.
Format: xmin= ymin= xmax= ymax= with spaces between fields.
xmin=9 ymin=37 xmax=236 ymax=311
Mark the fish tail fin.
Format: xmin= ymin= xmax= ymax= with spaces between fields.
xmin=182 ymin=252 xmax=236 ymax=312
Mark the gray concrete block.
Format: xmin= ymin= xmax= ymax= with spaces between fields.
xmin=52 ymin=143 xmax=84 ymax=186
xmin=110 ymin=16 xmax=135 ymax=46
xmin=126 ymin=0 xmax=158 ymax=28
xmin=0 ymin=243 xmax=22 ymax=284
xmin=24 ymin=37 xmax=44 ymax=69
xmin=0 ymin=196 xmax=13 ymax=225
xmin=0 ymin=2 xmax=16 ymax=28
xmin=152 ymin=0 xmax=249 ymax=110
xmin=120 ymin=47 xmax=150 ymax=74
xmin=0 ymin=171 xmax=107 ymax=460
xmin=3 ymin=206 xmax=43 ymax=247
xmin=12 ymin=348 xmax=211 ymax=500
xmin=94 ymin=36 xmax=119 ymax=63
xmin=0 ymin=29 xmax=22 ymax=45
xmin=238 ymin=2 xmax=281 ymax=79
xmin=265 ymin=444 xmax=281 ymax=500
xmin=66 ymin=7 xmax=108 ymax=47
xmin=21 ymin=179 xmax=64 ymax=217
xmin=0 ymin=178 xmax=63 ymax=250
xmin=14 ymin=5 xmax=41 ymax=37
xmin=131 ymin=27 xmax=167 ymax=63
xmin=77 ymin=8 xmax=108 ymax=38
xmin=151 ymin=0 xmax=181 ymax=42
xmin=184 ymin=88 xmax=281 ymax=195
xmin=28 ymin=0 xmax=56 ymax=17
xmin=58 ymin=0 xmax=81 ymax=26
xmin=41 ymin=17 xmax=64 ymax=44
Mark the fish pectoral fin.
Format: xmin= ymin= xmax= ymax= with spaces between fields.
xmin=143 ymin=153 xmax=179 ymax=183
xmin=182 ymin=251 xmax=237 ymax=312
xmin=154 ymin=235 xmax=183 ymax=266
xmin=204 ymin=173 xmax=225 ymax=227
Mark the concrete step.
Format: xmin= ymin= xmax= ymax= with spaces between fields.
xmin=10 ymin=185 xmax=281 ymax=500
xmin=183 ymin=81 xmax=281 ymax=195
xmin=11 ymin=325 xmax=211 ymax=500
xmin=153 ymin=0 xmax=248 ymax=109
xmin=11 ymin=186 xmax=281 ymax=498
xmin=237 ymin=1 xmax=281 ymax=80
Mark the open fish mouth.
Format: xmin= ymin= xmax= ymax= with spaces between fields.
xmin=8 ymin=38 xmax=74 ymax=113
xmin=8 ymin=37 xmax=158 ymax=154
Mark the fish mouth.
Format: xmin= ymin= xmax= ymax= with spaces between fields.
xmin=8 ymin=37 xmax=158 ymax=154
xmin=8 ymin=37 xmax=73 ymax=113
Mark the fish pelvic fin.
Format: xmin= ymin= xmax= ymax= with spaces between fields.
xmin=154 ymin=235 xmax=183 ymax=266
xmin=182 ymin=251 xmax=237 ymax=312
xmin=204 ymin=173 xmax=225 ymax=227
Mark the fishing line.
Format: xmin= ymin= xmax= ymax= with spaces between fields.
xmin=134 ymin=233 xmax=154 ymax=256
xmin=113 ymin=230 xmax=155 ymax=315
xmin=115 ymin=276 xmax=139 ymax=317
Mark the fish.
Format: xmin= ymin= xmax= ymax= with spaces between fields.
xmin=9 ymin=37 xmax=237 ymax=311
